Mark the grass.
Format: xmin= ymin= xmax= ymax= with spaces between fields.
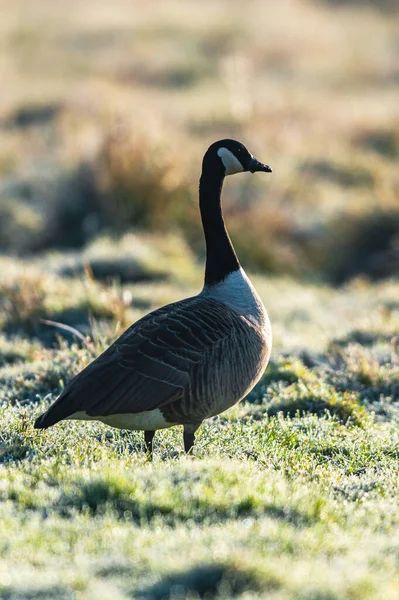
xmin=0 ymin=255 xmax=398 ymax=599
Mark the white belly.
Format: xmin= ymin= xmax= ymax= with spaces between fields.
xmin=68 ymin=409 xmax=175 ymax=431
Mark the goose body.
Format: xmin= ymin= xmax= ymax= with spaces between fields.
xmin=34 ymin=139 xmax=272 ymax=453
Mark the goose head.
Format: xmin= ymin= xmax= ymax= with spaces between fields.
xmin=202 ymin=139 xmax=272 ymax=177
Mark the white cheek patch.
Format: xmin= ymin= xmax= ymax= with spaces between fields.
xmin=217 ymin=147 xmax=244 ymax=176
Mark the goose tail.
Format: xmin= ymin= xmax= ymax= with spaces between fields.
xmin=34 ymin=389 xmax=73 ymax=429
xmin=34 ymin=410 xmax=57 ymax=429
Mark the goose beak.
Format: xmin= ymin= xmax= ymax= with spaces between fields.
xmin=249 ymin=156 xmax=272 ymax=173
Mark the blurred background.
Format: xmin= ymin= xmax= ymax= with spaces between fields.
xmin=0 ymin=0 xmax=398 ymax=284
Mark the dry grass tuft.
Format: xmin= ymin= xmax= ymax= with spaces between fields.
xmin=0 ymin=270 xmax=48 ymax=331
xmin=95 ymin=127 xmax=192 ymax=231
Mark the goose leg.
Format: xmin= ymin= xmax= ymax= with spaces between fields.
xmin=183 ymin=424 xmax=201 ymax=454
xmin=144 ymin=430 xmax=155 ymax=455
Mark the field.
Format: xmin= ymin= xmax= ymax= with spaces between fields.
xmin=1 ymin=0 xmax=399 ymax=598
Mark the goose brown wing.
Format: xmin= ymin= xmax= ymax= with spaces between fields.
xmin=37 ymin=297 xmax=236 ymax=426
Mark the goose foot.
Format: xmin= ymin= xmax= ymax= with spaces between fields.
xmin=144 ymin=430 xmax=155 ymax=456
xmin=183 ymin=424 xmax=201 ymax=454
xmin=183 ymin=432 xmax=195 ymax=453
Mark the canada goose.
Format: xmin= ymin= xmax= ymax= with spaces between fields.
xmin=34 ymin=139 xmax=272 ymax=454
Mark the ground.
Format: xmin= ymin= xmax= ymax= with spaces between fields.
xmin=0 ymin=253 xmax=398 ymax=599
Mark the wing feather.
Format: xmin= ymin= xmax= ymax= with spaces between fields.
xmin=36 ymin=296 xmax=240 ymax=427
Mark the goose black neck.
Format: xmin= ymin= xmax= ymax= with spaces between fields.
xmin=199 ymin=167 xmax=240 ymax=286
